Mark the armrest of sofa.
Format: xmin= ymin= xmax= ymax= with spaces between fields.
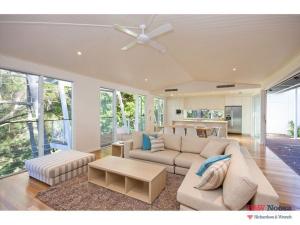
xmin=123 ymin=140 xmax=133 ymax=158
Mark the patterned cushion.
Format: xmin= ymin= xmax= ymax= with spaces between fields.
xmin=149 ymin=136 xmax=164 ymax=152
xmin=194 ymin=158 xmax=231 ymax=190
xmin=196 ymin=154 xmax=231 ymax=176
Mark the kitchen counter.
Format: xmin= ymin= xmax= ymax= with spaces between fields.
xmin=172 ymin=119 xmax=228 ymax=137
xmin=173 ymin=119 xmax=228 ymax=124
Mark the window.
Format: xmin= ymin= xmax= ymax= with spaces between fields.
xmin=116 ymin=91 xmax=136 ymax=132
xmin=100 ymin=89 xmax=146 ymax=146
xmin=185 ymin=109 xmax=224 ymax=119
xmin=43 ymin=77 xmax=72 ymax=152
xmin=0 ymin=68 xmax=72 ymax=178
xmin=154 ymin=97 xmax=164 ymax=131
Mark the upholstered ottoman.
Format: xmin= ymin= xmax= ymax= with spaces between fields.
xmin=25 ymin=150 xmax=95 ymax=186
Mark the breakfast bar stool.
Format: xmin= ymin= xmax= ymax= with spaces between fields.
xmin=186 ymin=127 xmax=197 ymax=137
xmin=211 ymin=127 xmax=221 ymax=137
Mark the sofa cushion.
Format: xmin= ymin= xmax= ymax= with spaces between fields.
xmin=175 ymin=166 xmax=189 ymax=175
xmin=196 ymin=154 xmax=231 ymax=176
xmin=133 ymin=131 xmax=143 ymax=149
xmin=177 ymin=162 xmax=229 ymax=210
xmin=149 ymin=136 xmax=164 ymax=152
xmin=223 ymin=144 xmax=258 ymax=210
xmin=175 ymin=153 xmax=206 ymax=168
xmin=195 ymin=158 xmax=230 ymax=190
xmin=142 ymin=133 xmax=151 ymax=150
xmin=200 ymin=140 xmax=229 ymax=158
xmin=129 ymin=149 xmax=180 ymax=165
xmin=163 ymin=134 xmax=182 ymax=151
xmin=181 ymin=136 xmax=208 ymax=154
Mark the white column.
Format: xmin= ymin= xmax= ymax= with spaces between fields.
xmin=294 ymin=88 xmax=298 ymax=139
xmin=58 ymin=81 xmax=71 ymax=149
xmin=260 ymin=90 xmax=267 ymax=145
xmin=113 ymin=90 xmax=117 ymax=142
xmin=38 ymin=76 xmax=44 ymax=156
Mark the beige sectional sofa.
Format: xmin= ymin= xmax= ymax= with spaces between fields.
xmin=124 ymin=132 xmax=279 ymax=210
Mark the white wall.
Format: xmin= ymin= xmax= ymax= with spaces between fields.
xmin=166 ymin=95 xmax=253 ymax=135
xmin=0 ymin=54 xmax=153 ymax=152
xmin=266 ymin=89 xmax=299 ymax=135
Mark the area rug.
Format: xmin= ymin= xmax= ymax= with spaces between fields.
xmin=266 ymin=137 xmax=300 ymax=175
xmin=36 ymin=173 xmax=184 ymax=210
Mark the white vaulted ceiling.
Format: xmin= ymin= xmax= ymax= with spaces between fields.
xmin=0 ymin=14 xmax=300 ymax=93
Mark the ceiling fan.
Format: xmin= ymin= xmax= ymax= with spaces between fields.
xmin=114 ymin=23 xmax=173 ymax=53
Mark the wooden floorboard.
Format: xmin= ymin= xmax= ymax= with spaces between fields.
xmin=229 ymin=134 xmax=300 ymax=210
xmin=0 ymin=136 xmax=299 ymax=210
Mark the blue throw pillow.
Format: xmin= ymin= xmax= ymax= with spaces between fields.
xmin=143 ymin=133 xmax=158 ymax=150
xmin=196 ymin=154 xmax=231 ymax=176
xmin=143 ymin=134 xmax=151 ymax=150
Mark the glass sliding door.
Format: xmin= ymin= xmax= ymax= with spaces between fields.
xmin=0 ymin=68 xmax=73 ymax=178
xmin=154 ymin=97 xmax=165 ymax=132
xmin=100 ymin=88 xmax=115 ymax=147
xmin=0 ymin=69 xmax=39 ymax=177
xmin=100 ymin=89 xmax=146 ymax=147
xmin=43 ymin=77 xmax=72 ymax=153
xmin=116 ymin=91 xmax=136 ymax=133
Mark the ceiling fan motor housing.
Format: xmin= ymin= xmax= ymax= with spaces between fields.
xmin=137 ymin=34 xmax=150 ymax=44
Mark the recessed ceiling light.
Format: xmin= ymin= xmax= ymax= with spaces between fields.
xmin=170 ymin=93 xmax=174 ymax=97
xmin=77 ymin=51 xmax=82 ymax=56
xmin=144 ymin=78 xmax=148 ymax=82
xmin=232 ymin=67 xmax=237 ymax=71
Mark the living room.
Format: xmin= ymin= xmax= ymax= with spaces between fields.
xmin=1 ymin=1 xmax=300 ymax=225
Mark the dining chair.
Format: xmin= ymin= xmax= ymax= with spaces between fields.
xmin=211 ymin=127 xmax=221 ymax=137
xmin=186 ymin=127 xmax=198 ymax=137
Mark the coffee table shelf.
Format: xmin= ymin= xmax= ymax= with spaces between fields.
xmin=88 ymin=156 xmax=166 ymax=204
xmin=126 ymin=177 xmax=149 ymax=202
xmin=88 ymin=167 xmax=106 ymax=186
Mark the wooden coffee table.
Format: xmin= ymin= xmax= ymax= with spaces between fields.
xmin=88 ymin=156 xmax=167 ymax=204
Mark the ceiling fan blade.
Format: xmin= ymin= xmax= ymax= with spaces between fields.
xmin=114 ymin=24 xmax=138 ymax=38
xmin=121 ymin=41 xmax=137 ymax=51
xmin=147 ymin=23 xmax=173 ymax=39
xmin=148 ymin=40 xmax=167 ymax=53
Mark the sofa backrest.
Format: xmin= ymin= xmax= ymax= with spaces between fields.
xmin=181 ymin=136 xmax=208 ymax=154
xmin=162 ymin=134 xmax=182 ymax=151
xmin=223 ymin=143 xmax=258 ymax=210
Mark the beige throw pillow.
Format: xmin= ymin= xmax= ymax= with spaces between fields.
xmin=163 ymin=134 xmax=181 ymax=151
xmin=194 ymin=158 xmax=231 ymax=190
xmin=200 ymin=140 xmax=228 ymax=158
xmin=223 ymin=147 xmax=258 ymax=210
xmin=132 ymin=131 xmax=143 ymax=149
